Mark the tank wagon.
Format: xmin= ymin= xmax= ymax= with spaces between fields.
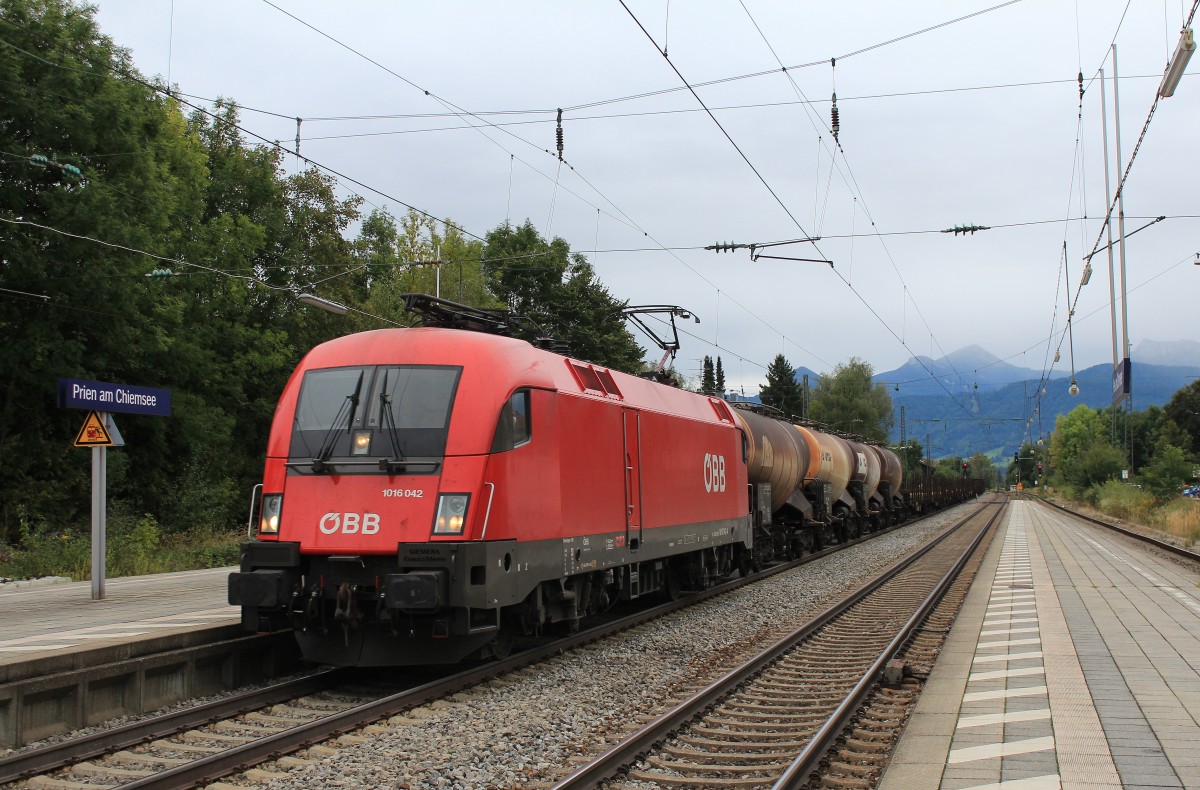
xmin=229 ymin=296 xmax=981 ymax=666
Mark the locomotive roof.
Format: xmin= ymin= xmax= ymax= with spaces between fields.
xmin=265 ymin=327 xmax=735 ymax=458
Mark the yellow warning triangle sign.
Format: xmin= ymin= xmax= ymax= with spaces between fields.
xmin=74 ymin=410 xmax=113 ymax=447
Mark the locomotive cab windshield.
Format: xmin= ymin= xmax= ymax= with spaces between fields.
xmin=289 ymin=364 xmax=461 ymax=473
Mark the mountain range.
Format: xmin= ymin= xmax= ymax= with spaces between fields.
xmin=784 ymin=340 xmax=1200 ymax=462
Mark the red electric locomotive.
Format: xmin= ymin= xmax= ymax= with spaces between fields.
xmin=231 ymin=295 xmax=983 ymax=666
xmin=229 ymin=298 xmax=752 ymax=666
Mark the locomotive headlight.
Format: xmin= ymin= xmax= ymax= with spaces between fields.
xmin=259 ymin=494 xmax=282 ymax=535
xmin=432 ymin=494 xmax=469 ymax=535
xmin=352 ymin=430 xmax=372 ymax=456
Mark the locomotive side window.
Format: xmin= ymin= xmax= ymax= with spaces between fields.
xmin=491 ymin=389 xmax=531 ymax=452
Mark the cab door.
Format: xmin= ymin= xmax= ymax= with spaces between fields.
xmin=622 ymin=409 xmax=643 ymax=550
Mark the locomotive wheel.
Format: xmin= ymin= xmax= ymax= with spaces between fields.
xmin=489 ymin=610 xmax=517 ymax=660
xmin=663 ymin=560 xmax=683 ymax=602
xmin=735 ymin=545 xmax=753 ymax=577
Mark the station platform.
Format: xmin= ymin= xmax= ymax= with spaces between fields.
xmin=0 ymin=567 xmax=239 ymax=682
xmin=880 ymin=498 xmax=1200 ymax=790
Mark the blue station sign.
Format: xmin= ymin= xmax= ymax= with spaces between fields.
xmin=57 ymin=378 xmax=171 ymax=417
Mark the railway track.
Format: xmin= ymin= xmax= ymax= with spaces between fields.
xmin=553 ymin=497 xmax=1005 ymax=790
xmin=1 ymin=503 xmax=981 ymax=789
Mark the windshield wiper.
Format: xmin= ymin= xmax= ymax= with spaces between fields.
xmin=311 ymin=370 xmax=364 ymax=473
xmin=377 ymin=369 xmax=407 ymax=472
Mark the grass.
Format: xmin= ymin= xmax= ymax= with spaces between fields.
xmin=0 ymin=511 xmax=242 ymax=582
xmin=1149 ymin=497 xmax=1200 ymax=545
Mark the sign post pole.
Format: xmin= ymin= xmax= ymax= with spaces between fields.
xmin=91 ymin=431 xmax=107 ymax=600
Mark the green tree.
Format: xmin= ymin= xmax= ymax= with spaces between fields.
xmin=701 ymin=356 xmax=716 ymax=395
xmin=967 ymin=452 xmax=995 ymax=486
xmin=0 ymin=1 xmax=379 ymax=544
xmin=933 ymin=456 xmax=967 ymax=478
xmin=758 ymin=355 xmax=803 ymax=416
xmin=1162 ymin=380 xmax=1200 ymax=456
xmin=1050 ymin=405 xmax=1123 ymax=490
xmin=809 ymin=357 xmax=893 ymax=441
xmin=152 ymin=101 xmax=298 ymax=532
xmin=895 ymin=438 xmax=924 ymax=484
xmin=1097 ymin=403 xmax=1161 ymax=471
xmin=0 ymin=0 xmax=204 ymax=538
xmin=355 ymin=208 xmax=491 ymax=329
xmin=1138 ymin=442 xmax=1196 ymax=500
xmin=714 ymin=357 xmax=726 ymax=395
xmin=483 ymin=221 xmax=643 ymax=373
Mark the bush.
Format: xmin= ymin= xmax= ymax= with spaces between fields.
xmin=108 ymin=513 xmax=162 ymax=577
xmin=0 ymin=512 xmax=90 ymax=580
xmin=0 ymin=507 xmax=243 ymax=582
xmin=1090 ymin=479 xmax=1155 ymax=522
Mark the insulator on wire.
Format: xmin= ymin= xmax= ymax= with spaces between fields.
xmin=830 ymin=92 xmax=840 ymax=144
xmin=1077 ymin=71 xmax=1084 ymax=101
xmin=556 ymin=108 xmax=564 ymax=162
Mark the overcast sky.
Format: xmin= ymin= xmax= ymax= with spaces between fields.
xmin=93 ymin=1 xmax=1197 ymax=394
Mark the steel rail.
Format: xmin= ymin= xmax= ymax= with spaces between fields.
xmin=1032 ymin=494 xmax=1200 ymax=563
xmin=773 ymin=498 xmax=1004 ymax=788
xmin=550 ymin=496 xmax=1002 ymax=789
xmin=0 ymin=669 xmax=343 ymax=784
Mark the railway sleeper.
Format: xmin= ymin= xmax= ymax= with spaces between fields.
xmin=841 ymin=736 xmax=894 ymax=754
xmin=109 ymin=751 xmax=191 ymax=767
xmin=69 ymin=761 xmax=152 ymax=778
xmin=156 ymin=741 xmax=224 ymax=754
xmin=689 ymin=724 xmax=814 ymax=741
xmin=24 ymin=777 xmax=100 ymax=790
xmin=642 ymin=757 xmax=786 ymax=775
xmin=659 ymin=746 xmax=796 ymax=764
xmin=180 ymin=729 xmax=252 ymax=743
xmin=754 ymin=673 xmax=861 ymax=688
xmin=678 ymin=735 xmax=812 ymax=751
xmin=706 ymin=712 xmax=826 ymax=727
xmin=720 ymin=681 xmax=844 ymax=701
xmin=211 ymin=719 xmax=285 ymax=735
xmin=627 ymin=774 xmax=779 ymax=789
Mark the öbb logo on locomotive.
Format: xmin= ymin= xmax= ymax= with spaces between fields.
xmin=318 ymin=512 xmax=381 ymax=535
xmin=704 ymin=452 xmax=727 ymax=493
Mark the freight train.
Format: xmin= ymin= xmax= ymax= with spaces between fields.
xmin=229 ymin=296 xmax=983 ymax=666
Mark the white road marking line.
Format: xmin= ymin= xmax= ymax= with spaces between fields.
xmin=972 ymin=650 xmax=1044 ymax=664
xmin=949 ymin=735 xmax=1055 ymax=763
xmin=979 ymin=626 xmax=1042 ymax=637
xmin=963 ymin=685 xmax=1048 ymax=702
xmin=956 ymin=774 xmax=1061 ymax=790
xmin=969 ymin=665 xmax=1046 ymax=682
xmin=957 ymin=709 xmax=1052 ymax=728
